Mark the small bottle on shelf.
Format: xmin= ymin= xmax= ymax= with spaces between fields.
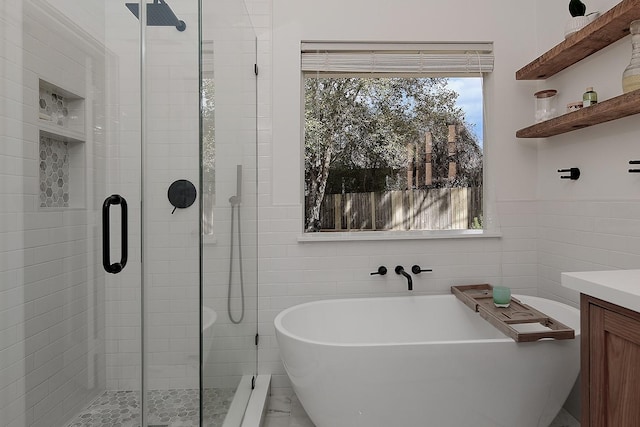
xmin=583 ymin=87 xmax=598 ymax=107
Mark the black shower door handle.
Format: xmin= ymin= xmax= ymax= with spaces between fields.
xmin=102 ymin=194 xmax=128 ymax=274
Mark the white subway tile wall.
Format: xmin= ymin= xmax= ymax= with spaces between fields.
xmin=0 ymin=2 xmax=107 ymax=426
xmin=538 ymin=200 xmax=640 ymax=305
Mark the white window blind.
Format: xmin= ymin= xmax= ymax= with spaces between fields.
xmin=301 ymin=41 xmax=493 ymax=75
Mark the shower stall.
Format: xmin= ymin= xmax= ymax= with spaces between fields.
xmin=0 ymin=0 xmax=259 ymax=426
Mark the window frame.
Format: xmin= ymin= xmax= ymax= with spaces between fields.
xmin=300 ymin=41 xmax=498 ymax=240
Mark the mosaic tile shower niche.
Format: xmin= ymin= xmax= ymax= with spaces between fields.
xmin=39 ymin=135 xmax=70 ymax=207
xmin=38 ymin=79 xmax=84 ymax=134
xmin=39 ymin=86 xmax=70 ymax=127
xmin=37 ymin=80 xmax=85 ymax=209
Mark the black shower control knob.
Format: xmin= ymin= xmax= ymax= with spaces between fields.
xmin=370 ymin=266 xmax=387 ymax=276
xmin=168 ymin=179 xmax=197 ymax=213
xmin=411 ymin=265 xmax=433 ymax=274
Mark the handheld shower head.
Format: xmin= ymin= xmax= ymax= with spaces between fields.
xmin=228 ymin=165 xmax=243 ymax=206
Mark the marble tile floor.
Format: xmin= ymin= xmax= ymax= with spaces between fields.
xmin=263 ymin=393 xmax=581 ymax=427
xmin=66 ymin=388 xmax=235 ymax=427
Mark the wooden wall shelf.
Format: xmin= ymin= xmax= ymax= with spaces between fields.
xmin=516 ymin=0 xmax=640 ymax=80
xmin=516 ymin=88 xmax=640 ymax=138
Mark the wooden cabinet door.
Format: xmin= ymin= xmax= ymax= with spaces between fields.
xmin=588 ymin=303 xmax=640 ymax=426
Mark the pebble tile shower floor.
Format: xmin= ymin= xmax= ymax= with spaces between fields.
xmin=66 ymin=388 xmax=235 ymax=427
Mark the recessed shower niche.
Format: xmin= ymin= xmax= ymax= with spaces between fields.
xmin=38 ymin=79 xmax=85 ymax=209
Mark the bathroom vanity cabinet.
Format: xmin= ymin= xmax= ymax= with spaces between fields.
xmin=562 ymin=269 xmax=640 ymax=426
xmin=580 ymin=294 xmax=640 ymax=426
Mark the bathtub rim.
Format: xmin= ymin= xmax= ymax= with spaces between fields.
xmin=274 ymin=293 xmax=581 ymax=347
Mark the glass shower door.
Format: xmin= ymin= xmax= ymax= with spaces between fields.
xmin=99 ymin=0 xmax=205 ymax=424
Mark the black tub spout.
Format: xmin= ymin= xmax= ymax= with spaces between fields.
xmin=395 ymin=265 xmax=413 ymax=291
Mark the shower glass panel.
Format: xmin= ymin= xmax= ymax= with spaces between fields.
xmin=201 ymin=0 xmax=259 ymax=425
xmin=0 ymin=0 xmax=257 ymax=426
xmin=139 ymin=0 xmax=202 ymax=425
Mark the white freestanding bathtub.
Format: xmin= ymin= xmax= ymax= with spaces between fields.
xmin=274 ymin=294 xmax=580 ymax=427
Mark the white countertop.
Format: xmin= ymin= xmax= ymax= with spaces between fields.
xmin=562 ymin=269 xmax=640 ymax=313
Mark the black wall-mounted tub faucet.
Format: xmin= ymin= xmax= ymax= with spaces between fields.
xmin=395 ymin=265 xmax=413 ymax=291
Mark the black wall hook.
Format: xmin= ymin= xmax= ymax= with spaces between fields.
xmin=558 ymin=168 xmax=580 ymax=180
xmin=629 ymin=160 xmax=640 ymax=173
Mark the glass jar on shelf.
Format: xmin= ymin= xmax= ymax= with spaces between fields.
xmin=534 ymin=89 xmax=558 ymax=123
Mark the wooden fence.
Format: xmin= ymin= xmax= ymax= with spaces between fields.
xmin=309 ymin=187 xmax=482 ymax=231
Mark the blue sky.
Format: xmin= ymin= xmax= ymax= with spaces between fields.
xmin=446 ymin=77 xmax=483 ymax=148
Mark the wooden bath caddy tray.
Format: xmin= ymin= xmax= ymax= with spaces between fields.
xmin=451 ymin=284 xmax=575 ymax=342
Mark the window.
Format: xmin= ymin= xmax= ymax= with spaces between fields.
xmin=302 ymin=42 xmax=493 ymax=233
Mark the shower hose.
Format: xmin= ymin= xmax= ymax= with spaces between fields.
xmin=227 ymin=198 xmax=244 ymax=324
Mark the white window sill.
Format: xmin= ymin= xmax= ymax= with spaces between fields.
xmin=297 ymin=229 xmax=502 ymax=242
